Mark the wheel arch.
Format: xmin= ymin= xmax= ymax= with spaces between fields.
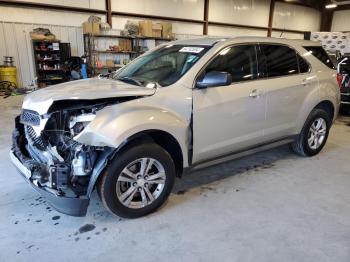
xmin=296 ymin=97 xmax=338 ymax=135
xmin=86 ymin=129 xmax=185 ymax=197
xmin=314 ymin=100 xmax=335 ymax=122
xmin=116 ymin=129 xmax=184 ymax=178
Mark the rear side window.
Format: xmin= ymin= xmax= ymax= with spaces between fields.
xmin=204 ymin=45 xmax=258 ymax=83
xmin=303 ymin=46 xmax=335 ymax=70
xmin=260 ymin=45 xmax=299 ymax=77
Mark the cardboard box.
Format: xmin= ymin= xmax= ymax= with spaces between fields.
xmin=106 ymin=59 xmax=115 ymax=68
xmin=139 ymin=20 xmax=153 ymax=37
xmin=92 ymin=23 xmax=100 ymax=35
xmin=128 ymin=40 xmax=132 ymax=51
xmin=119 ymin=39 xmax=125 ymax=51
xmin=161 ymin=22 xmax=172 ymax=39
xmin=119 ymin=40 xmax=125 ymax=51
xmin=152 ymin=23 xmax=162 ymax=38
xmin=82 ymin=22 xmax=92 ymax=34
xmin=119 ymin=39 xmax=132 ymax=51
xmin=83 ymin=22 xmax=100 ymax=35
xmin=30 ymin=33 xmax=56 ymax=41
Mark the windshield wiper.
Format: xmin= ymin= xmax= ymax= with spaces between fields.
xmin=116 ymin=76 xmax=143 ymax=87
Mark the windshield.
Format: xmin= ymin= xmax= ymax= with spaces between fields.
xmin=114 ymin=44 xmax=211 ymax=87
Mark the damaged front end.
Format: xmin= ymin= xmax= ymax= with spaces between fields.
xmin=10 ymin=101 xmax=117 ymax=216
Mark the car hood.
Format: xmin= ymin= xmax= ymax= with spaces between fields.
xmin=22 ymin=78 xmax=156 ymax=115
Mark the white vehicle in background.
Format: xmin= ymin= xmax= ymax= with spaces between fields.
xmin=337 ymin=56 xmax=350 ymax=113
xmin=11 ymin=37 xmax=340 ymax=218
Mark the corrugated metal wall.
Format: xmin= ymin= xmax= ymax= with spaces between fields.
xmin=332 ymin=10 xmax=350 ymax=32
xmin=0 ymin=1 xmax=322 ymax=87
xmin=0 ymin=21 xmax=84 ymax=87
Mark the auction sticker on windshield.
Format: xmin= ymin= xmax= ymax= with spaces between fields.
xmin=179 ymin=47 xmax=204 ymax=53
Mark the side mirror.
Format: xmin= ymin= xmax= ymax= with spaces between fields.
xmin=196 ymin=71 xmax=232 ymax=89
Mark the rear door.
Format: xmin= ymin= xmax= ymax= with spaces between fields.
xmin=192 ymin=44 xmax=267 ymax=163
xmin=259 ymin=44 xmax=318 ymax=140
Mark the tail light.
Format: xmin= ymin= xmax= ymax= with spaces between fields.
xmin=337 ymin=73 xmax=343 ymax=90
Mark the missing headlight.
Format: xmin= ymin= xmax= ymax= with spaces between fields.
xmin=69 ymin=113 xmax=96 ymax=136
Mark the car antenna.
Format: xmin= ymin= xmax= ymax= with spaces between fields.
xmin=280 ymin=28 xmax=285 ymax=38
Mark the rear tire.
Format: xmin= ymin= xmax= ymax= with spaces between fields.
xmin=291 ymin=108 xmax=330 ymax=157
xmin=98 ymin=143 xmax=176 ymax=218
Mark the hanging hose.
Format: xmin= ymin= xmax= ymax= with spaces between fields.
xmin=0 ymin=80 xmax=31 ymax=98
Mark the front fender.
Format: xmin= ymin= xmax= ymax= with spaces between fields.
xmin=74 ymin=104 xmax=189 ymax=166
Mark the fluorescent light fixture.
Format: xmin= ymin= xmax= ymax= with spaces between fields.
xmin=325 ymin=4 xmax=337 ymax=8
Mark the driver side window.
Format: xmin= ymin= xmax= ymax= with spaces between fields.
xmin=204 ymin=45 xmax=258 ymax=83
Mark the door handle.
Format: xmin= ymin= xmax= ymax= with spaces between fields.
xmin=249 ymin=89 xmax=261 ymax=98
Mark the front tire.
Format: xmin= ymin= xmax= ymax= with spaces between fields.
xmin=98 ymin=143 xmax=176 ymax=218
xmin=291 ymin=108 xmax=331 ymax=157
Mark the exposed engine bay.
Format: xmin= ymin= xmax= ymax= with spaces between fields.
xmin=27 ymin=110 xmax=98 ymax=195
xmin=13 ymin=98 xmax=133 ymax=198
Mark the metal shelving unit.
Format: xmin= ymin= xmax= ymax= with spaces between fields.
xmin=32 ymin=40 xmax=71 ymax=87
xmin=83 ymin=34 xmax=173 ymax=76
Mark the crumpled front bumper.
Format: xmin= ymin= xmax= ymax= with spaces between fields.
xmin=10 ymin=124 xmax=90 ymax=217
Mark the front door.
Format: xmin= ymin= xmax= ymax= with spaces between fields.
xmin=192 ymin=44 xmax=267 ymax=163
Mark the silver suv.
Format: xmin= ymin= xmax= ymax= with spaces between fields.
xmin=11 ymin=37 xmax=340 ymax=218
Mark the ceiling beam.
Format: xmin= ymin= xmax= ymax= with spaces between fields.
xmin=208 ymin=21 xmax=268 ymax=31
xmin=333 ymin=4 xmax=350 ymax=10
xmin=272 ymin=27 xmax=307 ymax=34
xmin=320 ymin=8 xmax=334 ymax=31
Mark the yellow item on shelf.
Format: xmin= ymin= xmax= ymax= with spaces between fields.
xmin=0 ymin=66 xmax=17 ymax=87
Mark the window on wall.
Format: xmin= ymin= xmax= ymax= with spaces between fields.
xmin=204 ymin=45 xmax=258 ymax=83
xmin=260 ymin=45 xmax=299 ymax=77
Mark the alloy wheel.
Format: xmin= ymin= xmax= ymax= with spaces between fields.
xmin=116 ymin=158 xmax=166 ymax=209
xmin=307 ymin=118 xmax=327 ymax=150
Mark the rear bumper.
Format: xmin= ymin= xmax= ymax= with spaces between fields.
xmin=10 ymin=127 xmax=89 ymax=217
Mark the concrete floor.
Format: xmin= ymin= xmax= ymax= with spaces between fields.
xmin=1 ymin=96 xmax=350 ymax=262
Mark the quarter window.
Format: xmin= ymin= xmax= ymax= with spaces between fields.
xmin=203 ymin=45 xmax=258 ymax=83
xmin=303 ymin=46 xmax=335 ymax=70
xmin=261 ymin=45 xmax=299 ymax=77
